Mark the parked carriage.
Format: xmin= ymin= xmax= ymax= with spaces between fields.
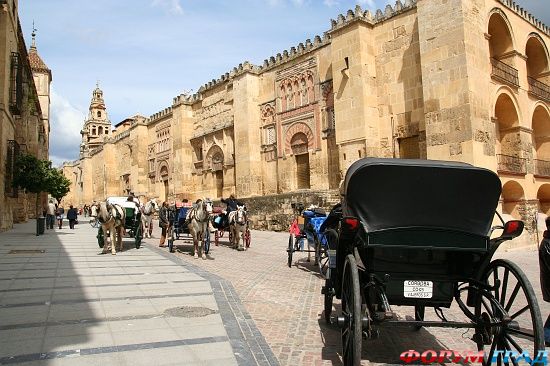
xmin=166 ymin=202 xmax=210 ymax=254
xmin=287 ymin=203 xmax=330 ymax=278
xmin=325 ymin=158 xmax=545 ymax=366
xmin=211 ymin=206 xmax=251 ymax=249
xmin=96 ymin=196 xmax=143 ymax=250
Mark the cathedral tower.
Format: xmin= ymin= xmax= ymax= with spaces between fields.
xmin=80 ymin=84 xmax=111 ymax=155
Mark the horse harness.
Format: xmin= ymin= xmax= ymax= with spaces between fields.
xmin=99 ymin=203 xmax=124 ymax=225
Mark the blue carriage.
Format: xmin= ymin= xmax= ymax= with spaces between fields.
xmin=166 ymin=202 xmax=210 ymax=254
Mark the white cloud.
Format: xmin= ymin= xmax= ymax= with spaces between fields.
xmin=323 ymin=0 xmax=339 ymax=6
xmin=49 ymin=89 xmax=85 ymax=166
xmin=151 ymin=0 xmax=184 ymax=15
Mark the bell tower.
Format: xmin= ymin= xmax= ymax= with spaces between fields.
xmin=80 ymin=83 xmax=112 ymax=155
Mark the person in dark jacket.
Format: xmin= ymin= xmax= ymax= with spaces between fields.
xmin=221 ymin=195 xmax=244 ymax=228
xmin=66 ymin=205 xmax=78 ymax=229
xmin=158 ymin=202 xmax=170 ymax=247
xmin=540 ymin=217 xmax=550 ymax=345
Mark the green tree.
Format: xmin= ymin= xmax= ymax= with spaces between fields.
xmin=46 ymin=168 xmax=71 ymax=203
xmin=12 ymin=154 xmax=71 ymax=216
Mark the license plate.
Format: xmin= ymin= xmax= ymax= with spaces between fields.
xmin=403 ymin=280 xmax=433 ymax=298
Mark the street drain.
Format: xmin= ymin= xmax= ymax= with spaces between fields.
xmin=8 ymin=250 xmax=45 ymax=254
xmin=164 ymin=306 xmax=217 ymax=318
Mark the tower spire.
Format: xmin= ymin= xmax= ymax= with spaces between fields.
xmin=31 ymin=21 xmax=37 ymax=50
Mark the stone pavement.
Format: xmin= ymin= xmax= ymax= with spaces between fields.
xmin=0 ymin=217 xmax=277 ymax=366
xmin=156 ymin=224 xmax=550 ymax=366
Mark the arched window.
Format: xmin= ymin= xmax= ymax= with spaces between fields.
xmin=97 ymin=111 xmax=102 ymax=118
xmin=494 ymin=92 xmax=524 ymax=174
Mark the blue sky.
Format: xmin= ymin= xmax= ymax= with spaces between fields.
xmin=18 ymin=0 xmax=550 ymax=166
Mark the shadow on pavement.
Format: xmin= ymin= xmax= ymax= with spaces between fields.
xmin=0 ymin=217 xmax=94 ymax=364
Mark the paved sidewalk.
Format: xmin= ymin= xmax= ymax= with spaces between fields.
xmin=0 ymin=217 xmax=277 ymax=366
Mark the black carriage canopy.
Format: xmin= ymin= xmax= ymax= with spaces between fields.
xmin=342 ymin=158 xmax=502 ymax=238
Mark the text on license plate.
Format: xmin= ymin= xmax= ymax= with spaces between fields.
xmin=403 ymin=280 xmax=433 ymax=298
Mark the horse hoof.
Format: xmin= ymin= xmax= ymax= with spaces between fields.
xmin=193 ymin=253 xmax=198 ymax=259
xmin=112 ymin=253 xmax=116 ymax=255
xmin=202 ymin=254 xmax=206 ymax=260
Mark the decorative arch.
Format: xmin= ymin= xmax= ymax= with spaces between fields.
xmin=487 ymin=8 xmax=516 ymax=57
xmin=538 ymin=184 xmax=550 ymax=214
xmin=494 ymin=90 xmax=521 ymax=130
xmin=206 ymin=144 xmax=224 ymax=171
xmin=157 ymin=160 xmax=170 ymax=181
xmin=285 ymin=122 xmax=314 ymax=154
xmin=494 ymin=90 xmax=523 ymax=172
xmin=526 ymin=32 xmax=550 ymax=78
xmin=501 ymin=180 xmax=524 ymax=218
xmin=532 ymin=104 xmax=550 ymax=171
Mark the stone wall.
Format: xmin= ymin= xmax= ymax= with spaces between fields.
xmin=240 ymin=190 xmax=340 ymax=232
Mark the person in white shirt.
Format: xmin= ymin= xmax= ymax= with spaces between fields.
xmin=46 ymin=200 xmax=56 ymax=229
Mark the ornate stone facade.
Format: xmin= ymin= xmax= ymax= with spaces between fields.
xmin=62 ymin=0 xmax=550 ymax=245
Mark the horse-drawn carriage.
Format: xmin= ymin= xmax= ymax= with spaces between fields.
xmin=166 ymin=202 xmax=210 ymax=255
xmin=287 ymin=203 xmax=330 ymax=276
xmin=324 ymin=158 xmax=545 ymax=366
xmin=212 ymin=205 xmax=251 ymax=250
xmin=96 ymin=196 xmax=143 ymax=252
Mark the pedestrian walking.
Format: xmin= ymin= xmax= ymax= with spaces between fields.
xmin=158 ymin=201 xmax=170 ymax=247
xmin=540 ymin=217 xmax=550 ymax=346
xmin=67 ymin=205 xmax=78 ymax=229
xmin=56 ymin=206 xmax=65 ymax=229
xmin=46 ymin=200 xmax=56 ymax=229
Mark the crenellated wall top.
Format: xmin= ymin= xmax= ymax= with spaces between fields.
xmin=328 ymin=1 xmax=417 ymax=34
xmin=145 ymin=106 xmax=173 ymax=124
xmin=498 ymin=0 xmax=550 ymax=36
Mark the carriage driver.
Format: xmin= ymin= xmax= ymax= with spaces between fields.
xmin=126 ymin=195 xmax=140 ymax=216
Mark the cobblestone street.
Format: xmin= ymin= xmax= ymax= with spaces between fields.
xmin=154 ymin=225 xmax=550 ymax=366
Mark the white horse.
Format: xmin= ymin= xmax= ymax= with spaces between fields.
xmin=228 ymin=205 xmax=247 ymax=251
xmin=98 ymin=201 xmax=126 ymax=255
xmin=141 ymin=198 xmax=159 ymax=238
xmin=187 ymin=199 xmax=213 ymax=259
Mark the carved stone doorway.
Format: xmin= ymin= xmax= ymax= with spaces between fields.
xmin=291 ymin=132 xmax=310 ymax=189
xmin=215 ymin=171 xmax=223 ymax=199
xmin=160 ymin=165 xmax=169 ymax=202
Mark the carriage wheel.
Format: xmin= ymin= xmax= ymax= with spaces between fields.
xmin=316 ymin=238 xmax=329 ymax=278
xmin=244 ymin=228 xmax=251 ymax=248
xmin=97 ymin=226 xmax=104 ymax=248
xmin=134 ymin=224 xmax=142 ymax=249
xmin=287 ymin=234 xmax=294 ymax=268
xmin=167 ymin=226 xmax=174 ymax=253
xmin=475 ymin=259 xmax=544 ymax=366
xmin=414 ymin=305 xmax=425 ymax=331
xmin=341 ymin=254 xmax=362 ymax=366
xmin=324 ymin=277 xmax=334 ymax=324
xmin=203 ymin=228 xmax=210 ymax=255
xmin=214 ymin=230 xmax=219 ymax=246
xmin=228 ymin=230 xmax=233 ymax=247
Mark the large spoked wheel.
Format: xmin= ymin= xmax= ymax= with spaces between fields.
xmin=134 ymin=224 xmax=142 ymax=249
xmin=97 ymin=226 xmax=104 ymax=248
xmin=287 ymin=234 xmax=294 ymax=268
xmin=203 ymin=228 xmax=210 ymax=255
xmin=167 ymin=226 xmax=174 ymax=253
xmin=475 ymin=259 xmax=544 ymax=366
xmin=244 ymin=228 xmax=251 ymax=248
xmin=341 ymin=254 xmax=362 ymax=366
xmin=316 ymin=236 xmax=329 ymax=278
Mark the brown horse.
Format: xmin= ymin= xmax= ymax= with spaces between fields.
xmin=98 ymin=201 xmax=126 ymax=255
